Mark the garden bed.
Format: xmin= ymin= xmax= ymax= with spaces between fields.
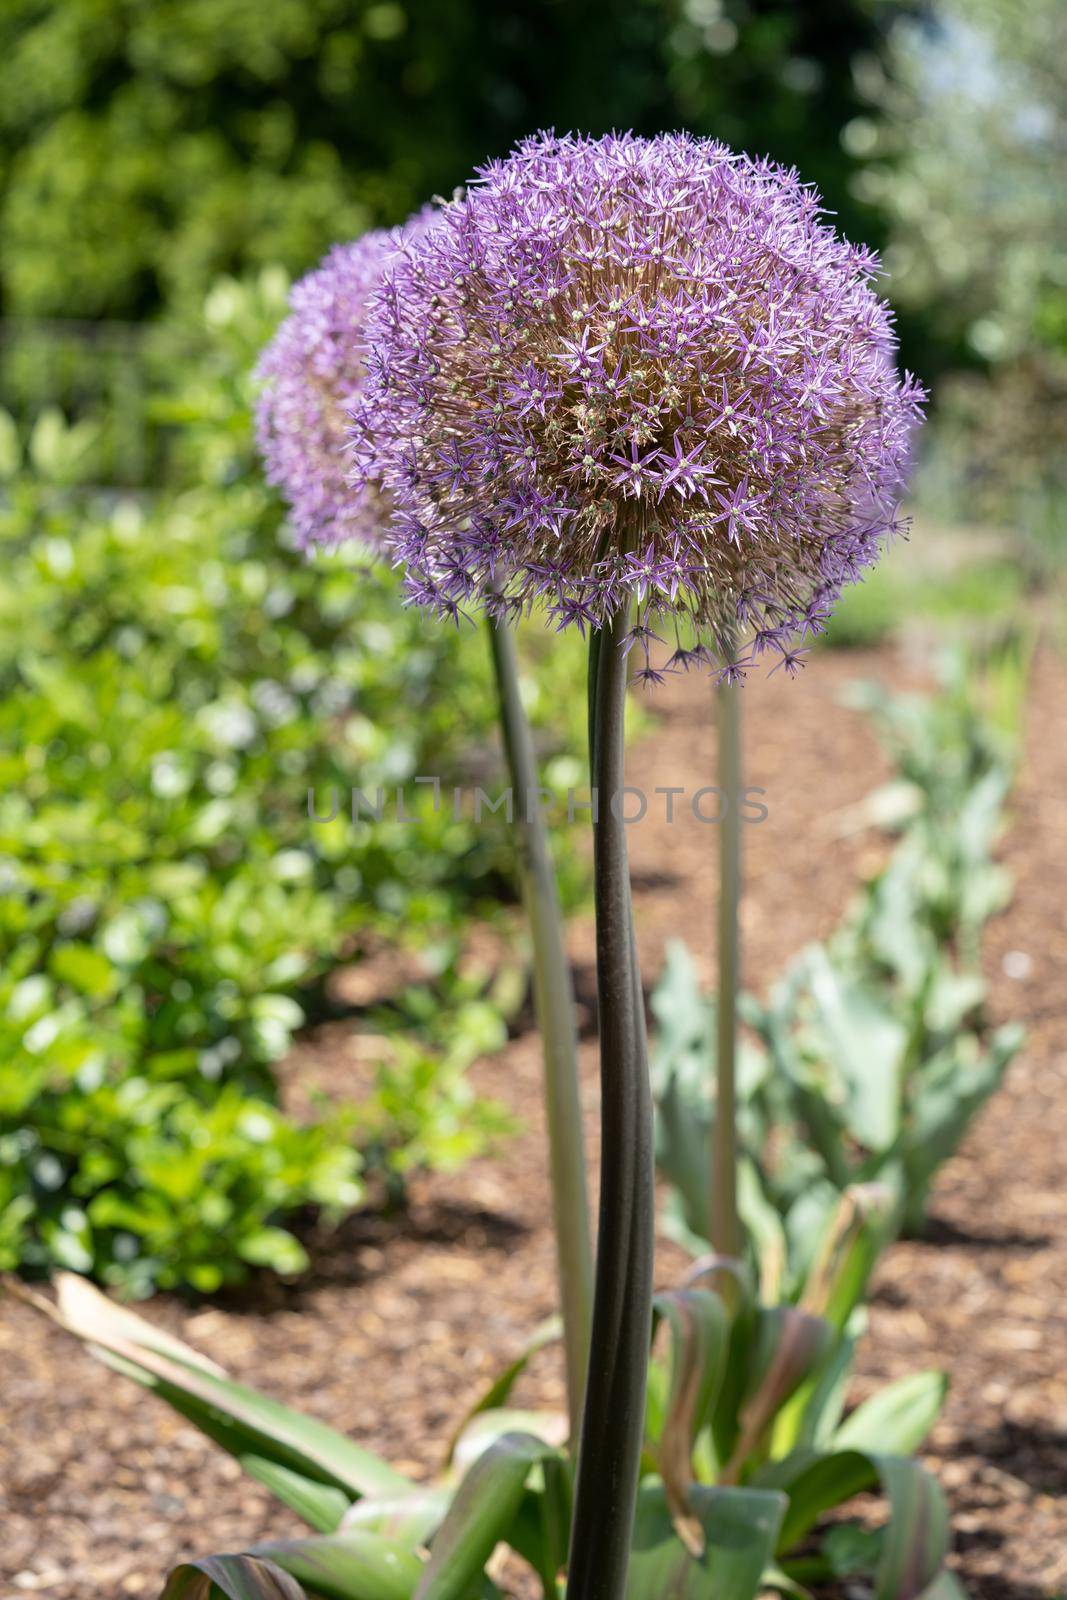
xmin=2 ymin=638 xmax=1064 ymax=1599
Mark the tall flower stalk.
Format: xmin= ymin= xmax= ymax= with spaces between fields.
xmin=485 ymin=613 xmax=593 ymax=1440
xmin=712 ymin=639 xmax=743 ymax=1257
xmin=565 ymin=601 xmax=654 ymax=1600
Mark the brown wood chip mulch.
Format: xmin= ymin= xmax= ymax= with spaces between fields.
xmin=1 ymin=639 xmax=1064 ymax=1599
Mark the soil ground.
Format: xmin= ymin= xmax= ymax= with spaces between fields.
xmin=2 ymin=637 xmax=1065 ymax=1599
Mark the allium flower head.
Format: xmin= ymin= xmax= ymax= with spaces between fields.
xmin=256 ymin=217 xmax=430 ymax=549
xmin=355 ymin=132 xmax=925 ymax=674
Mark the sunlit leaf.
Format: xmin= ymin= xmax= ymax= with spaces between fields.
xmin=650 ymin=1288 xmax=729 ymax=1551
xmin=766 ymin=1447 xmax=949 ymax=1595
xmin=443 ymin=1317 xmax=562 ymax=1467
xmin=451 ymin=1408 xmax=567 ymax=1475
xmin=414 ymin=1432 xmax=560 ymax=1600
xmin=53 ymin=1274 xmax=411 ymax=1516
xmin=832 ymin=1371 xmax=947 ymax=1457
xmin=797 ymin=1183 xmax=896 ymax=1332
xmin=342 ymin=1489 xmax=453 ymax=1546
xmin=159 ymin=1554 xmax=307 ymax=1600
xmin=626 ymin=1480 xmax=786 ymax=1600
xmin=723 ymin=1307 xmax=834 ymax=1481
xmin=250 ymin=1532 xmax=424 ymax=1600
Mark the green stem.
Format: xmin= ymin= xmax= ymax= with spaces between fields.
xmin=712 ymin=650 xmax=742 ymax=1258
xmin=486 ymin=615 xmax=594 ymax=1443
xmin=566 ymin=606 xmax=654 ymax=1600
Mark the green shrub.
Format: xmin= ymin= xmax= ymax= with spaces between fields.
xmin=0 ymin=278 xmax=583 ymax=1293
xmin=0 ymin=0 xmax=896 ymax=321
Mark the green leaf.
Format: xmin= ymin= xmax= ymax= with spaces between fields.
xmin=250 ymin=1532 xmax=424 ymax=1600
xmin=917 ymin=1571 xmax=970 ymax=1600
xmin=832 ymin=1371 xmax=948 ymax=1457
xmin=237 ymin=1226 xmax=311 ymax=1276
xmin=758 ymin=1567 xmax=811 ymax=1597
xmin=725 ymin=1307 xmax=834 ymax=1480
xmin=768 ymin=1448 xmax=949 ymax=1595
xmin=650 ymin=1289 xmax=729 ymax=1549
xmin=342 ymin=1489 xmax=453 ymax=1546
xmin=451 ymin=1408 xmax=567 ymax=1475
xmin=766 ymin=1448 xmax=876 ymax=1553
xmin=804 ymin=949 xmax=907 ymax=1150
xmin=775 ymin=1186 xmax=896 ymax=1453
xmin=503 ymin=1458 xmax=573 ymax=1595
xmin=443 ymin=1317 xmax=562 ymax=1467
xmin=736 ymin=1159 xmax=788 ymax=1305
xmin=414 ymin=1432 xmax=559 ymax=1600
xmin=797 ymin=1183 xmax=896 ymax=1333
xmin=53 ymin=1275 xmax=411 ymax=1513
xmin=242 ymin=1459 xmax=353 ymax=1534
xmin=790 ymin=1324 xmax=859 ymax=1451
xmin=159 ymin=1554 xmax=307 ymax=1600
xmin=872 ymin=1455 xmax=950 ymax=1600
xmin=626 ymin=1480 xmax=786 ymax=1600
xmin=50 ymin=941 xmax=118 ymax=999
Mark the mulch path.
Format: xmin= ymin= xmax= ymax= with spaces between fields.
xmin=2 ymin=638 xmax=1064 ymax=1599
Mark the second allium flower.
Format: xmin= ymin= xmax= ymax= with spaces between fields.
xmin=255 ymin=215 xmax=433 ymax=551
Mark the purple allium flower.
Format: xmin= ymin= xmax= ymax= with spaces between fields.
xmin=255 ymin=216 xmax=432 ymax=549
xmin=354 ymin=132 xmax=925 ymax=674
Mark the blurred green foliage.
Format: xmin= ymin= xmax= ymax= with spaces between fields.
xmin=821 ymin=550 xmax=1027 ymax=650
xmin=0 ymin=275 xmax=583 ymax=1295
xmin=652 ymin=640 xmax=1027 ymax=1288
xmin=0 ymin=0 xmax=907 ymax=320
xmin=864 ymin=0 xmax=1067 ymax=563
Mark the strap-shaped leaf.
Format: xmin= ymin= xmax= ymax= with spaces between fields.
xmin=680 ymin=1253 xmax=754 ymax=1312
xmin=626 ymin=1480 xmax=787 ymax=1600
xmin=243 ymin=1459 xmax=353 ymax=1533
xmin=443 ymin=1318 xmax=562 ymax=1468
xmin=159 ymin=1555 xmax=307 ymax=1600
xmin=787 ymin=1324 xmax=858 ymax=1452
xmin=450 ymin=1408 xmax=568 ymax=1476
xmin=415 ymin=1432 xmax=560 ymax=1600
xmin=249 ymin=1532 xmax=424 ymax=1600
xmin=650 ymin=1289 xmax=729 ymax=1551
xmin=773 ymin=1184 xmax=901 ymax=1455
xmin=832 ymin=1371 xmax=947 ymax=1457
xmin=342 ymin=1489 xmax=453 ymax=1546
xmin=872 ymin=1455 xmax=950 ymax=1600
xmin=916 ymin=1571 xmax=969 ymax=1600
xmin=767 ymin=1448 xmax=949 ymax=1597
xmin=502 ymin=1456 xmax=573 ymax=1594
xmin=724 ymin=1307 xmax=834 ymax=1482
xmin=50 ymin=1274 xmax=411 ymax=1514
xmin=763 ymin=1447 xmax=876 ymax=1551
xmin=797 ymin=1183 xmax=896 ymax=1333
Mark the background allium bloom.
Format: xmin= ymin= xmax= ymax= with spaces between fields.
xmin=356 ymin=132 xmax=925 ymax=675
xmin=256 ymin=219 xmax=430 ymax=550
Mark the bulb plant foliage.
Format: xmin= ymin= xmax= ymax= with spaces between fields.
xmin=652 ymin=647 xmax=1025 ymax=1285
xmin=20 ymin=1178 xmax=962 ymax=1600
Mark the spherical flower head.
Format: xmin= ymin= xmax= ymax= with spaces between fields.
xmin=357 ymin=132 xmax=925 ymax=675
xmin=255 ymin=215 xmax=433 ymax=550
